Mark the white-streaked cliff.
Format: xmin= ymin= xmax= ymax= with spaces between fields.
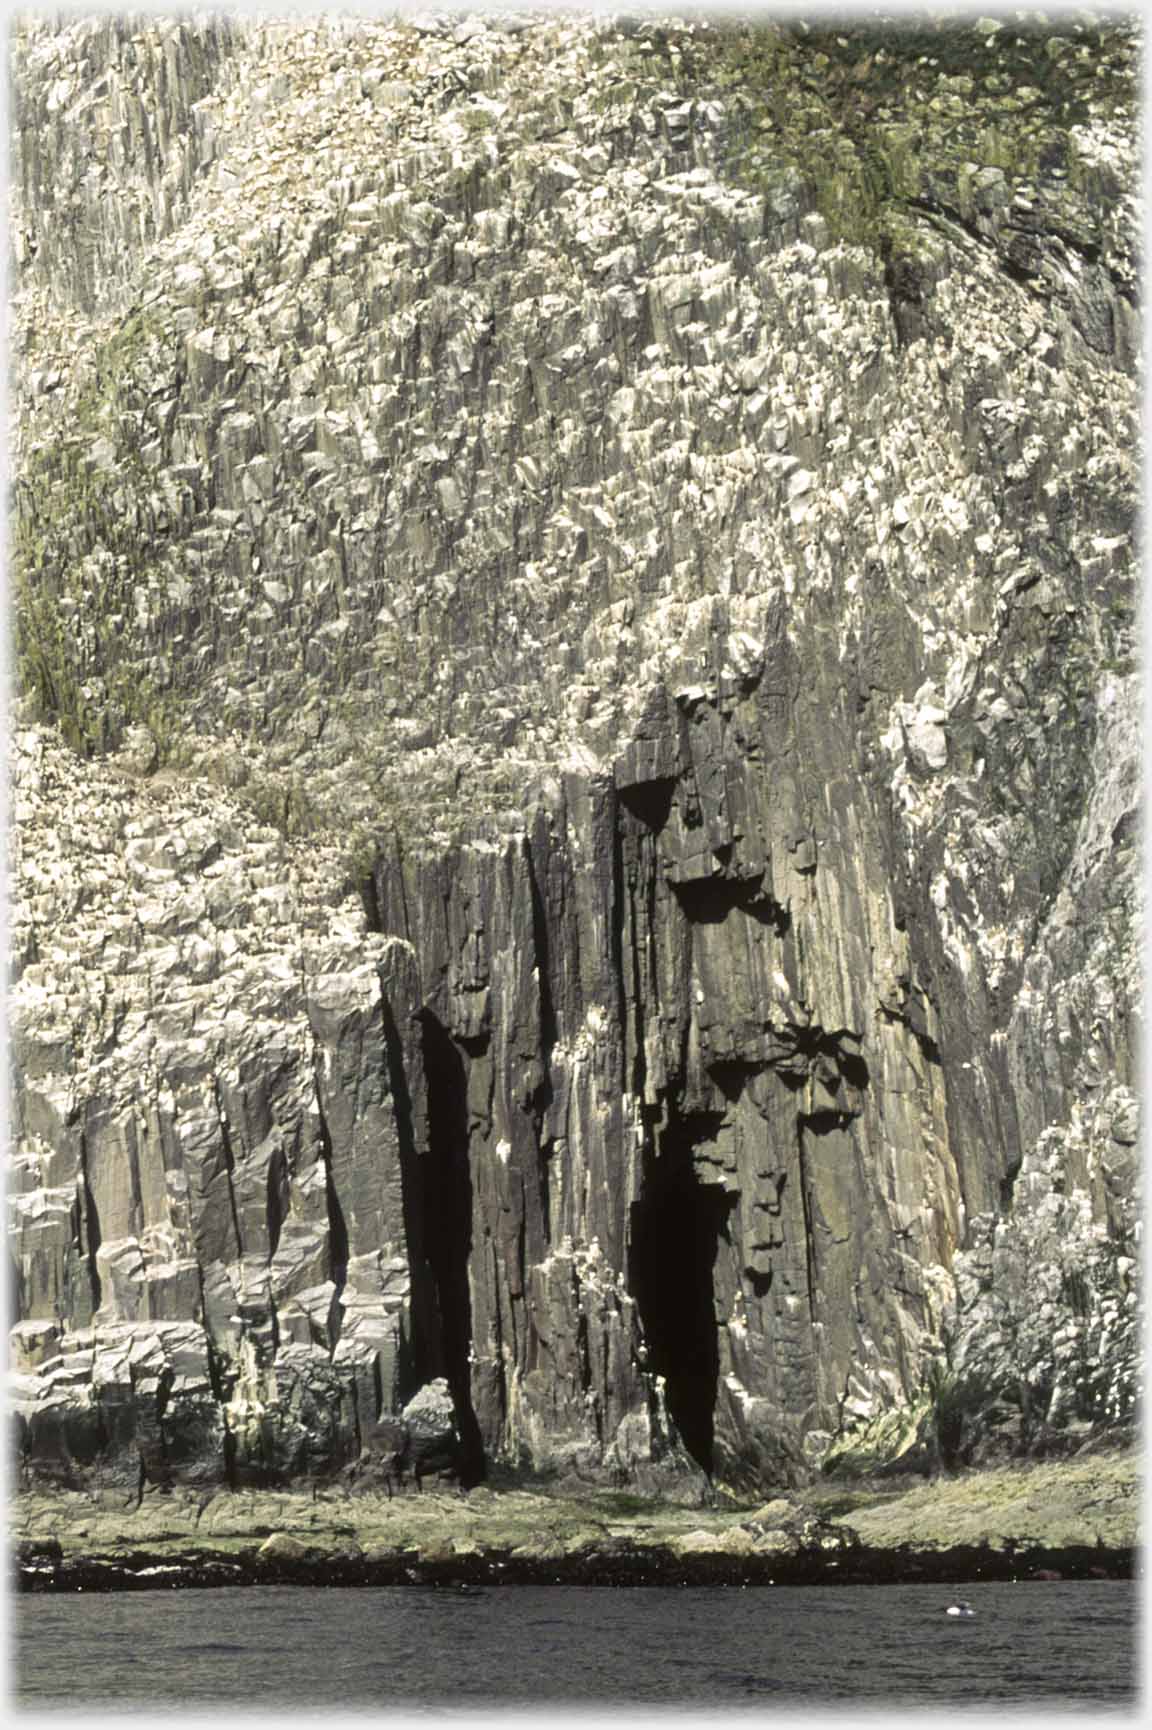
xmin=8 ymin=9 xmax=1140 ymax=1494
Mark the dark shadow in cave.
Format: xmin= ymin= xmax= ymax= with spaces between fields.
xmin=671 ymin=873 xmax=791 ymax=934
xmin=416 ymin=1009 xmax=486 ymax=1486
xmin=707 ymin=1058 xmax=758 ymax=1105
xmin=838 ymin=1048 xmax=871 ymax=1090
xmin=799 ymin=1108 xmax=853 ymax=1136
xmin=628 ymin=1112 xmax=735 ymax=1476
xmin=617 ymin=776 xmax=677 ymax=833
xmin=778 ymin=1027 xmax=872 ymax=1097
xmin=789 ymin=1024 xmax=868 ymax=1067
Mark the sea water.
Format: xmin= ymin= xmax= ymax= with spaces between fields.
xmin=13 ymin=1580 xmax=1137 ymax=1710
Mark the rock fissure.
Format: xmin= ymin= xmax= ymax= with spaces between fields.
xmin=213 ymin=1092 xmax=246 ymax=1266
xmin=415 ymin=1009 xmax=485 ymax=1486
xmin=311 ymin=1081 xmax=349 ymax=1343
xmin=75 ymin=1131 xmax=104 ymax=1321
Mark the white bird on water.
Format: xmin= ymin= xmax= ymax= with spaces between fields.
xmin=946 ymin=1601 xmax=976 ymax=1618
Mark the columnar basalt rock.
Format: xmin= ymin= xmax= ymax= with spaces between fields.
xmin=8 ymin=11 xmax=1140 ymax=1494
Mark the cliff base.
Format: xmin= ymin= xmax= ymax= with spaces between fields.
xmin=14 ymin=1448 xmax=1138 ymax=1591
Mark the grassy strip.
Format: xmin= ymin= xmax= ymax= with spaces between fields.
xmin=13 ymin=1449 xmax=1139 ymax=1569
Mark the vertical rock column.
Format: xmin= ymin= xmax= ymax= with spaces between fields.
xmin=372 ymin=784 xmax=682 ymax=1484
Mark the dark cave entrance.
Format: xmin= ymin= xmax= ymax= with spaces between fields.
xmin=670 ymin=872 xmax=790 ymax=934
xmin=617 ymin=776 xmax=677 ymax=833
xmin=628 ymin=1116 xmax=733 ymax=1476
xmin=417 ymin=1010 xmax=486 ymax=1486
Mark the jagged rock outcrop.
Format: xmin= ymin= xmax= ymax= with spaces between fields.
xmin=8 ymin=10 xmax=1140 ymax=1495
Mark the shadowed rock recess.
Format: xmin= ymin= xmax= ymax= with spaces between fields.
xmin=9 ymin=11 xmax=1140 ymax=1498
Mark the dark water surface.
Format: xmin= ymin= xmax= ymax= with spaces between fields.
xmin=14 ymin=1581 xmax=1137 ymax=1710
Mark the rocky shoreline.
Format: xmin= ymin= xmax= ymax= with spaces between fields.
xmin=16 ymin=1537 xmax=1135 ymax=1595
xmin=14 ymin=1449 xmax=1139 ymax=1594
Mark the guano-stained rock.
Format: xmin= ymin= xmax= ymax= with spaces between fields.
xmin=8 ymin=11 xmax=1140 ymax=1497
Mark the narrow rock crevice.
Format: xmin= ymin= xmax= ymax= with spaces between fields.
xmin=265 ymin=1144 xmax=289 ymax=1261
xmin=358 ymin=860 xmax=383 ymax=934
xmin=999 ymin=1157 xmax=1023 ymax=1213
xmin=524 ymin=836 xmax=558 ymax=1055
xmin=622 ymin=845 xmax=655 ymax=1104
xmin=220 ymin=1414 xmax=238 ymax=1489
xmin=214 ymin=1092 xmax=245 ymax=1261
xmin=416 ymin=1008 xmax=486 ymax=1486
xmin=348 ymin=1373 xmax=363 ymax=1458
xmin=76 ymin=1131 xmax=103 ymax=1316
xmin=313 ymin=1093 xmax=349 ymax=1338
xmin=880 ymin=233 xmax=931 ymax=350
xmin=380 ymin=997 xmax=436 ymax=1400
xmin=795 ymin=1124 xmax=820 ymax=1327
xmin=195 ymin=1264 xmax=235 ymax=1416
xmin=610 ymin=796 xmax=629 ymax=1043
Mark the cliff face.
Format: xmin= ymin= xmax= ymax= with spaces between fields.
xmin=8 ymin=11 xmax=1140 ymax=1495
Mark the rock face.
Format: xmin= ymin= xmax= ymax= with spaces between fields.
xmin=8 ymin=12 xmax=1140 ymax=1494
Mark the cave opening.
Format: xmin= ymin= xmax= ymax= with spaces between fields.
xmin=671 ymin=872 xmax=791 ymax=934
xmin=417 ymin=1009 xmax=486 ymax=1486
xmin=628 ymin=1113 xmax=734 ymax=1476
xmin=617 ymin=776 xmax=677 ymax=833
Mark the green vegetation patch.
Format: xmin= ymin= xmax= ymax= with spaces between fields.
xmin=636 ymin=12 xmax=1137 ymax=257
xmin=13 ymin=306 xmax=184 ymax=758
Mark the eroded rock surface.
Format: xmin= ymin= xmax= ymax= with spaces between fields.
xmin=8 ymin=11 xmax=1140 ymax=1495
